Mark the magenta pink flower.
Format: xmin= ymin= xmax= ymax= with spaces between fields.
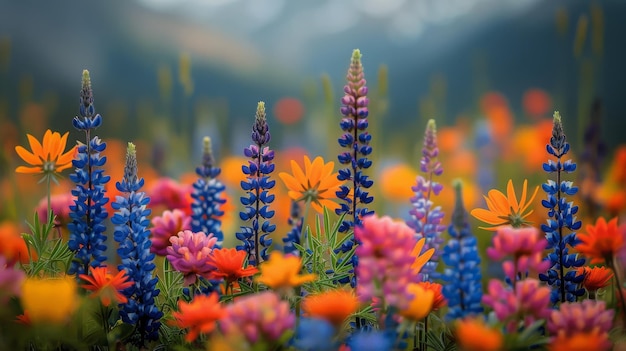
xmin=150 ymin=209 xmax=191 ymax=256
xmin=220 ymin=291 xmax=295 ymax=345
xmin=355 ymin=215 xmax=417 ymax=310
xmin=166 ymin=230 xmax=218 ymax=285
xmin=36 ymin=193 xmax=74 ymax=227
xmin=547 ymin=299 xmax=614 ymax=337
xmin=148 ymin=177 xmax=193 ymax=215
xmin=482 ymin=278 xmax=551 ymax=333
xmin=0 ymin=256 xmax=25 ymax=303
xmin=487 ymin=226 xmax=550 ymax=283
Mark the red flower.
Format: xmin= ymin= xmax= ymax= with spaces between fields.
xmin=578 ymin=217 xmax=625 ymax=264
xmin=172 ymin=293 xmax=225 ymax=342
xmin=79 ymin=266 xmax=133 ymax=306
xmin=207 ymin=248 xmax=258 ymax=285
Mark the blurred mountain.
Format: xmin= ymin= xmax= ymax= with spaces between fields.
xmin=1 ymin=0 xmax=625 ymax=147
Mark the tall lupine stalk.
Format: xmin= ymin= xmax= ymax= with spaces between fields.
xmin=68 ymin=70 xmax=110 ymax=276
xmin=441 ymin=181 xmax=483 ymax=321
xmin=236 ymin=102 xmax=275 ymax=266
xmin=112 ymin=143 xmax=162 ymax=346
xmin=539 ymin=112 xmax=585 ymax=305
xmin=336 ymin=49 xmax=373 ymax=288
xmin=407 ymin=119 xmax=445 ymax=281
xmin=191 ymin=136 xmax=225 ymax=245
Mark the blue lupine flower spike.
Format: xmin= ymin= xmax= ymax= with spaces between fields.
xmin=236 ymin=101 xmax=276 ymax=266
xmin=191 ymin=136 xmax=226 ymax=246
xmin=112 ymin=142 xmax=163 ymax=346
xmin=441 ymin=180 xmax=483 ymax=321
xmin=68 ymin=70 xmax=110 ymax=277
xmin=336 ymin=49 xmax=374 ymax=234
xmin=538 ymin=111 xmax=585 ymax=305
xmin=407 ymin=119 xmax=445 ymax=281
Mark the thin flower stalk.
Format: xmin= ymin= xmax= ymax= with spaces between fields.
xmin=236 ymin=101 xmax=275 ymax=266
xmin=68 ymin=70 xmax=110 ymax=276
xmin=336 ymin=50 xmax=374 ymax=288
xmin=538 ymin=112 xmax=585 ymax=305
xmin=441 ymin=181 xmax=483 ymax=321
xmin=191 ymin=136 xmax=226 ymax=246
xmin=407 ymin=119 xmax=445 ymax=281
xmin=112 ymin=143 xmax=163 ymax=345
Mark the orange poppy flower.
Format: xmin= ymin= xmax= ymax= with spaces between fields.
xmin=171 ymin=293 xmax=225 ymax=342
xmin=577 ymin=266 xmax=613 ymax=292
xmin=549 ymin=330 xmax=612 ymax=351
xmin=278 ymin=156 xmax=343 ymax=214
xmin=470 ymin=179 xmax=539 ymax=230
xmin=411 ymin=237 xmax=435 ymax=274
xmin=79 ymin=266 xmax=134 ymax=307
xmin=419 ymin=282 xmax=447 ymax=311
xmin=578 ymin=217 xmax=625 ymax=264
xmin=15 ymin=129 xmax=76 ymax=175
xmin=400 ymin=283 xmax=434 ymax=321
xmin=455 ymin=318 xmax=503 ymax=351
xmin=207 ymin=248 xmax=258 ymax=285
xmin=256 ymin=251 xmax=316 ymax=290
xmin=302 ymin=289 xmax=359 ymax=327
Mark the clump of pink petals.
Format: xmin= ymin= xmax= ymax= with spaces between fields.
xmin=355 ymin=215 xmax=417 ymax=310
xmin=166 ymin=230 xmax=218 ymax=285
xmin=220 ymin=291 xmax=295 ymax=345
xmin=150 ymin=209 xmax=191 ymax=256
xmin=487 ymin=226 xmax=550 ymax=282
xmin=482 ymin=278 xmax=552 ymax=333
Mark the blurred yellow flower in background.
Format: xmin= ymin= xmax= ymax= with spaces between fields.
xmin=21 ymin=276 xmax=78 ymax=324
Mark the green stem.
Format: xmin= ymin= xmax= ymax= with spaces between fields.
xmin=609 ymin=257 xmax=626 ymax=329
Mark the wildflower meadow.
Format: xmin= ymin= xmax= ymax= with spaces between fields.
xmin=1 ymin=43 xmax=626 ymax=351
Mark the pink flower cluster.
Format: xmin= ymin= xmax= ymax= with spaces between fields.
xmin=36 ymin=193 xmax=74 ymax=227
xmin=355 ymin=215 xmax=417 ymax=310
xmin=148 ymin=177 xmax=193 ymax=215
xmin=220 ymin=291 xmax=295 ymax=344
xmin=547 ymin=300 xmax=614 ymax=338
xmin=482 ymin=278 xmax=552 ymax=333
xmin=150 ymin=209 xmax=191 ymax=256
xmin=487 ymin=226 xmax=550 ymax=283
xmin=166 ymin=230 xmax=218 ymax=285
xmin=0 ymin=256 xmax=25 ymax=303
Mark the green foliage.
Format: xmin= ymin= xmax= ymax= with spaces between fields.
xmin=21 ymin=211 xmax=73 ymax=277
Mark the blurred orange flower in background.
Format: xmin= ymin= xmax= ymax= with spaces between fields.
xmin=0 ymin=221 xmax=33 ymax=265
xmin=379 ymin=163 xmax=417 ymax=203
xmin=302 ymin=289 xmax=359 ymax=327
xmin=455 ymin=318 xmax=503 ymax=351
xmin=274 ymin=97 xmax=304 ymax=125
xmin=522 ymin=88 xmax=552 ymax=118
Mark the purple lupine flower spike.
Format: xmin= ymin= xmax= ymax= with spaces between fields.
xmin=408 ymin=119 xmax=445 ymax=281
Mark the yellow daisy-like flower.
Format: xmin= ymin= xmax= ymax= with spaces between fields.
xmin=279 ymin=156 xmax=343 ymax=214
xmin=256 ymin=251 xmax=317 ymax=290
xmin=15 ymin=129 xmax=76 ymax=176
xmin=21 ymin=276 xmax=78 ymax=324
xmin=470 ymin=179 xmax=539 ymax=230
